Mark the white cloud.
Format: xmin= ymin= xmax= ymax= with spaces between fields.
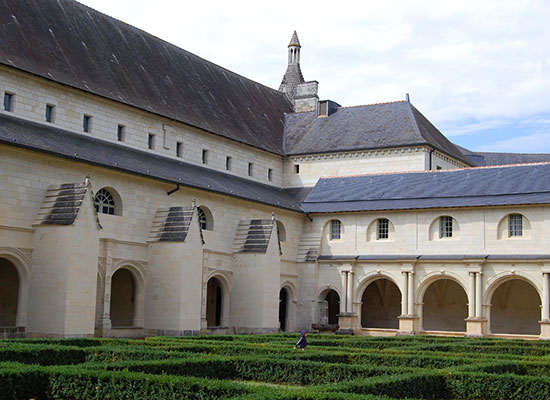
xmin=77 ymin=0 xmax=550 ymax=152
xmin=478 ymin=132 xmax=550 ymax=153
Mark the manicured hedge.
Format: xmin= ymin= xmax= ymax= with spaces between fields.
xmin=0 ymin=343 xmax=85 ymax=365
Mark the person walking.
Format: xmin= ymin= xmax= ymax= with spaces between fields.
xmin=294 ymin=330 xmax=307 ymax=350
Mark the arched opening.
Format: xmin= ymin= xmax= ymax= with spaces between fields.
xmin=361 ymin=279 xmax=401 ymax=329
xmin=94 ymin=187 xmax=122 ymax=216
xmin=197 ymin=206 xmax=214 ymax=231
xmin=276 ymin=221 xmax=286 ymax=242
xmin=110 ymin=269 xmax=135 ymax=327
xmin=324 ymin=290 xmax=340 ymax=325
xmin=423 ymin=279 xmax=467 ymax=332
xmin=206 ymin=277 xmax=223 ymax=327
xmin=0 ymin=258 xmax=19 ymax=326
xmin=490 ymin=279 xmax=540 ymax=335
xmin=279 ymin=287 xmax=288 ymax=331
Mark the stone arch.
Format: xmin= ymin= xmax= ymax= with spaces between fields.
xmin=276 ymin=220 xmax=286 ymax=242
xmin=197 ymin=205 xmax=214 ymax=231
xmin=111 ymin=261 xmax=146 ymax=328
xmin=417 ymin=272 xmax=469 ymax=332
xmin=318 ymin=286 xmax=341 ymax=326
xmin=356 ymin=274 xmax=401 ymax=329
xmin=428 ymin=215 xmax=460 ymax=240
xmin=0 ymin=248 xmax=31 ymax=327
xmin=497 ymin=213 xmax=531 ymax=239
xmin=206 ymin=274 xmax=230 ymax=327
xmin=94 ymin=187 xmax=123 ymax=216
xmin=486 ymin=273 xmax=541 ymax=335
xmin=279 ymin=281 xmax=297 ymax=332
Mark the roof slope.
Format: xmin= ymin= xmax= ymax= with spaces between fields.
xmin=302 ymin=163 xmax=550 ymax=213
xmin=0 ymin=0 xmax=293 ymax=154
xmin=284 ymin=101 xmax=470 ymax=164
xmin=0 ymin=113 xmax=303 ymax=212
xmin=457 ymin=146 xmax=550 ymax=167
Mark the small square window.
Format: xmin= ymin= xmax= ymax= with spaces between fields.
xmin=268 ymin=168 xmax=273 ymax=182
xmin=3 ymin=92 xmax=14 ymax=112
xmin=176 ymin=142 xmax=183 ymax=158
xmin=294 ymin=164 xmax=300 ymax=174
xmin=377 ymin=218 xmax=389 ymax=240
xmin=226 ymin=156 xmax=232 ymax=170
xmin=330 ymin=220 xmax=341 ymax=240
xmin=45 ymin=104 xmax=55 ymax=123
xmin=202 ymin=149 xmax=209 ymax=164
xmin=148 ymin=133 xmax=155 ymax=150
xmin=440 ymin=216 xmax=453 ymax=238
xmin=117 ymin=125 xmax=125 ymax=142
xmin=248 ymin=162 xmax=254 ymax=177
xmin=509 ymin=214 xmax=523 ymax=237
xmin=83 ymin=115 xmax=92 ymax=133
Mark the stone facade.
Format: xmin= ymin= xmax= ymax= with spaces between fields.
xmin=1 ymin=3 xmax=550 ymax=340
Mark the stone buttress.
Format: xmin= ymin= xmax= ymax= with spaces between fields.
xmin=144 ymin=205 xmax=204 ymax=335
xmin=231 ymin=217 xmax=282 ymax=333
xmin=27 ymin=179 xmax=101 ymax=337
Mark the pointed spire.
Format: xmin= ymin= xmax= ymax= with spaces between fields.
xmin=279 ymin=31 xmax=305 ymax=101
xmin=288 ymin=31 xmax=301 ymax=48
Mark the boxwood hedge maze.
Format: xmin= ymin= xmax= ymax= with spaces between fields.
xmin=2 ymin=334 xmax=550 ymax=399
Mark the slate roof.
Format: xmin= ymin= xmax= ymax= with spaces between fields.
xmin=457 ymin=146 xmax=550 ymax=167
xmin=0 ymin=0 xmax=293 ymax=155
xmin=302 ymin=163 xmax=550 ymax=213
xmin=0 ymin=113 xmax=303 ymax=212
xmin=284 ymin=101 xmax=471 ymax=164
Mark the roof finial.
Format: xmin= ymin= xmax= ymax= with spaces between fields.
xmin=288 ymin=31 xmax=301 ymax=48
xmin=405 ymin=93 xmax=410 ymax=102
xmin=192 ymin=198 xmax=196 ymax=208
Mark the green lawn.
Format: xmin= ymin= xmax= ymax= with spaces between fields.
xmin=1 ymin=334 xmax=550 ymax=399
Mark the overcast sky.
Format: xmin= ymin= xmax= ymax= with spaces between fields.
xmin=78 ymin=0 xmax=550 ymax=153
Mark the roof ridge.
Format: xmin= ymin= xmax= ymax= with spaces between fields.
xmin=318 ymin=161 xmax=550 ymax=180
xmin=475 ymin=151 xmax=550 ymax=156
xmin=335 ymin=100 xmax=407 ymax=110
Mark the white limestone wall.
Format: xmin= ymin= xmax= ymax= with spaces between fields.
xmin=284 ymin=148 xmax=429 ymax=188
xmin=0 ymin=146 xmax=303 ymax=262
xmin=0 ymin=66 xmax=284 ymax=187
xmin=314 ymin=207 xmax=550 ymax=257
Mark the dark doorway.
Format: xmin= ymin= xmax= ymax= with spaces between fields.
xmin=279 ymin=288 xmax=288 ymax=331
xmin=0 ymin=258 xmax=19 ymax=326
xmin=491 ymin=279 xmax=540 ymax=335
xmin=207 ymin=278 xmax=222 ymax=326
xmin=325 ymin=290 xmax=340 ymax=325
xmin=110 ymin=268 xmax=135 ymax=327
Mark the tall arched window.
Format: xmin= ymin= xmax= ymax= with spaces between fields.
xmin=197 ymin=206 xmax=213 ymax=231
xmin=276 ymin=220 xmax=286 ymax=242
xmin=94 ymin=188 xmax=115 ymax=215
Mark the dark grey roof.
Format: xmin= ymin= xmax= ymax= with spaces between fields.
xmin=302 ymin=163 xmax=550 ymax=213
xmin=37 ymin=183 xmax=87 ymax=225
xmin=0 ymin=113 xmax=303 ymax=212
xmin=0 ymin=0 xmax=293 ymax=154
xmin=284 ymin=101 xmax=471 ymax=164
xmin=241 ymin=219 xmax=274 ymax=253
xmin=457 ymin=146 xmax=550 ymax=167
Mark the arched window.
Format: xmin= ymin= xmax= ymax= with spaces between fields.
xmin=276 ymin=220 xmax=286 ymax=242
xmin=197 ymin=206 xmax=213 ymax=231
xmin=329 ymin=219 xmax=341 ymax=240
xmin=94 ymin=188 xmax=115 ymax=215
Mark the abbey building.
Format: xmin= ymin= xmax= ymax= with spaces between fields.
xmin=1 ymin=0 xmax=550 ymax=339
